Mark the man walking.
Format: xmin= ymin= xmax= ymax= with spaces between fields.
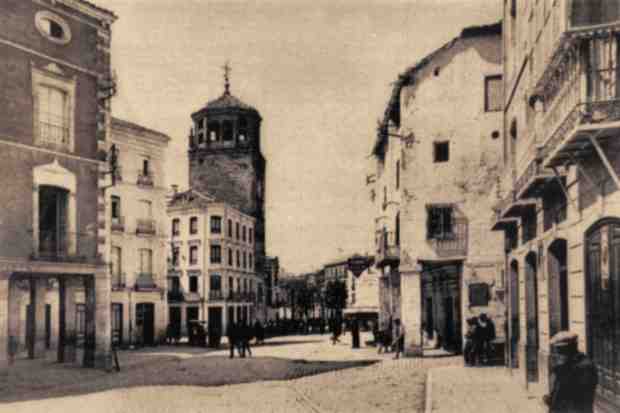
xmin=227 ymin=321 xmax=238 ymax=359
xmin=392 ymin=319 xmax=405 ymax=359
xmin=543 ymin=332 xmax=597 ymax=413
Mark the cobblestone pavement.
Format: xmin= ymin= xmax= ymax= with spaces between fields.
xmin=0 ymin=333 xmax=460 ymax=413
xmin=426 ymin=365 xmax=547 ymax=413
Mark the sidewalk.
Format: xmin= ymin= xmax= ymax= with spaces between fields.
xmin=425 ymin=365 xmax=547 ymax=413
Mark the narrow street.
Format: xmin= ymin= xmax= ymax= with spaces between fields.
xmin=1 ymin=333 xmax=458 ymax=413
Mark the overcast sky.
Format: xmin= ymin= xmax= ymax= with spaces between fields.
xmin=97 ymin=0 xmax=501 ymax=273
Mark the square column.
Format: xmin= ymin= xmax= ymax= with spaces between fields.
xmin=0 ymin=273 xmax=10 ymax=371
xmin=8 ymin=277 xmax=21 ymax=364
xmin=58 ymin=277 xmax=77 ymax=363
xmin=400 ymin=268 xmax=423 ymax=357
xmin=30 ymin=277 xmax=47 ymax=359
xmin=94 ymin=271 xmax=111 ymax=369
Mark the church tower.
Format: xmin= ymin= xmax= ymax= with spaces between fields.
xmin=188 ymin=64 xmax=266 ymax=272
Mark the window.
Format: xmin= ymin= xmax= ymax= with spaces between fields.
xmin=248 ymin=228 xmax=253 ymax=244
xmin=427 ymin=206 xmax=454 ymax=240
xmin=139 ymin=249 xmax=153 ymax=274
xmin=210 ymin=245 xmax=222 ymax=264
xmin=111 ymin=246 xmax=122 ymax=285
xmin=433 ymin=141 xmax=450 ymax=163
xmin=172 ymin=218 xmax=180 ymax=236
xmin=111 ymin=303 xmax=123 ymax=345
xmin=189 ymin=276 xmax=198 ymax=293
xmin=38 ymin=85 xmax=69 ymax=146
xmin=242 ymin=226 xmax=247 ymax=242
xmin=485 ymin=75 xmax=503 ymax=112
xmin=236 ymin=250 xmax=240 ymax=267
xmin=111 ymin=196 xmax=121 ymax=220
xmin=76 ymin=304 xmax=86 ymax=346
xmin=211 ymin=274 xmax=222 ymax=290
xmin=228 ymin=219 xmax=233 ymax=237
xmin=142 ymin=159 xmax=150 ymax=176
xmin=211 ymin=216 xmax=222 ymax=234
xmin=208 ymin=121 xmax=219 ymax=142
xmin=235 ymin=222 xmax=240 ymax=240
xmin=223 ymin=120 xmax=234 ymax=141
xmin=238 ymin=117 xmax=248 ymax=142
xmin=396 ymin=160 xmax=400 ymax=190
xmin=243 ymin=251 xmax=247 ymax=269
xmin=189 ymin=245 xmax=198 ymax=265
xmin=249 ymin=253 xmax=253 ymax=269
xmin=228 ymin=277 xmax=234 ymax=295
xmin=228 ymin=248 xmax=233 ymax=266
xmin=190 ymin=216 xmax=198 ymax=235
xmin=171 ymin=246 xmax=180 ymax=267
xmin=469 ymin=283 xmax=490 ymax=307
xmin=35 ymin=11 xmax=71 ymax=44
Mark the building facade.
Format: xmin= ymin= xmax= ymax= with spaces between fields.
xmin=264 ymin=256 xmax=280 ymax=319
xmin=371 ymin=23 xmax=505 ymax=356
xmin=0 ymin=0 xmax=116 ymax=368
xmin=108 ymin=118 xmax=170 ymax=347
xmin=492 ymin=2 xmax=620 ymax=411
xmin=167 ymin=189 xmax=261 ymax=336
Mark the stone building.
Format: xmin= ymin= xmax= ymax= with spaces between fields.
xmin=0 ymin=0 xmax=116 ymax=368
xmin=371 ymin=22 xmax=505 ymax=356
xmin=108 ymin=118 xmax=170 ymax=347
xmin=491 ymin=2 xmax=620 ymax=411
xmin=263 ymin=256 xmax=280 ymax=319
xmin=167 ymin=188 xmax=261 ymax=336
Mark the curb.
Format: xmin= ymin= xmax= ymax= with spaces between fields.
xmin=425 ymin=369 xmax=433 ymax=413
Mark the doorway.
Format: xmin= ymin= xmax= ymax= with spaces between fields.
xmin=136 ymin=303 xmax=155 ymax=346
xmin=586 ymin=219 xmax=620 ymax=413
xmin=547 ymin=239 xmax=569 ymax=338
xmin=509 ymin=260 xmax=520 ymax=369
xmin=525 ymin=252 xmax=539 ymax=383
xmin=39 ymin=185 xmax=69 ymax=258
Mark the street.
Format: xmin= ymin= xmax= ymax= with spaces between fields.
xmin=1 ymin=333 xmax=454 ymax=413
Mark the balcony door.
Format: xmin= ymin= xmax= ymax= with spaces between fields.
xmin=39 ymin=185 xmax=68 ymax=257
xmin=525 ymin=252 xmax=539 ymax=384
xmin=135 ymin=303 xmax=154 ymax=346
xmin=111 ymin=247 xmax=122 ymax=286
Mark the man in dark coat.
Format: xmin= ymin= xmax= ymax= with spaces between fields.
xmin=226 ymin=321 xmax=238 ymax=359
xmin=543 ymin=332 xmax=598 ymax=413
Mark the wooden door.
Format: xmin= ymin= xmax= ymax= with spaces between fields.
xmin=525 ymin=253 xmax=539 ymax=383
xmin=587 ymin=221 xmax=620 ymax=413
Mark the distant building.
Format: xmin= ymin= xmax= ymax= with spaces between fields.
xmin=323 ymin=259 xmax=348 ymax=283
xmin=167 ymin=188 xmax=260 ymax=336
xmin=263 ymin=256 xmax=279 ymax=319
xmin=371 ymin=22 xmax=504 ymax=355
xmin=108 ymin=118 xmax=170 ymax=347
xmin=0 ymin=0 xmax=117 ymax=368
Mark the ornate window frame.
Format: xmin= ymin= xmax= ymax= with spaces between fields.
xmin=35 ymin=10 xmax=72 ymax=45
xmin=31 ymin=62 xmax=77 ymax=153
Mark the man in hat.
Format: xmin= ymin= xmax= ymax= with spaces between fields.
xmin=543 ymin=332 xmax=597 ymax=413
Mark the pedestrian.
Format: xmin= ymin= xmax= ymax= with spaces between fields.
xmin=463 ymin=317 xmax=479 ymax=366
xmin=392 ymin=319 xmax=405 ymax=359
xmin=477 ymin=313 xmax=496 ymax=364
xmin=240 ymin=322 xmax=252 ymax=357
xmin=254 ymin=320 xmax=265 ymax=345
xmin=226 ymin=321 xmax=238 ymax=359
xmin=543 ymin=331 xmax=597 ymax=413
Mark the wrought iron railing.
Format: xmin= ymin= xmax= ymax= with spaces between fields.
xmin=135 ymin=273 xmax=156 ymax=290
xmin=111 ymin=272 xmax=125 ymax=289
xmin=136 ymin=219 xmax=156 ymax=235
xmin=428 ymin=218 xmax=468 ymax=258
xmin=33 ymin=230 xmax=99 ymax=263
xmin=137 ymin=172 xmax=154 ymax=187
xmin=209 ymin=290 xmax=224 ymax=301
xmin=167 ymin=288 xmax=184 ymax=302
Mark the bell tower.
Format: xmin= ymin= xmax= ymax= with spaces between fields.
xmin=188 ymin=64 xmax=266 ymax=271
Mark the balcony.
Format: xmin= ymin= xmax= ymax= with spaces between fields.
xmin=208 ymin=290 xmax=224 ymax=301
xmin=136 ymin=219 xmax=156 ymax=236
xmin=167 ymin=288 xmax=185 ymax=302
xmin=428 ymin=218 xmax=468 ymax=258
xmin=111 ymin=216 xmax=125 ymax=232
xmin=137 ymin=172 xmax=154 ymax=187
xmin=111 ymin=272 xmax=126 ymax=289
xmin=375 ymin=230 xmax=400 ymax=267
xmin=135 ymin=273 xmax=157 ymax=290
xmin=32 ymin=231 xmax=100 ymax=264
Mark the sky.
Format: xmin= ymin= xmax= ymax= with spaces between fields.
xmin=96 ymin=0 xmax=501 ymax=274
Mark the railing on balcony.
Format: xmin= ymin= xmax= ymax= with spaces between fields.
xmin=167 ymin=288 xmax=184 ymax=302
xmin=209 ymin=290 xmax=224 ymax=301
xmin=136 ymin=219 xmax=156 ymax=235
xmin=137 ymin=172 xmax=154 ymax=187
xmin=135 ymin=273 xmax=156 ymax=290
xmin=33 ymin=231 xmax=100 ymax=263
xmin=428 ymin=218 xmax=468 ymax=258
xmin=111 ymin=216 xmax=125 ymax=232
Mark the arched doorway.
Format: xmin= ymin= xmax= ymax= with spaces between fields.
xmin=509 ymin=259 xmax=520 ymax=368
xmin=586 ymin=218 xmax=620 ymax=413
xmin=547 ymin=239 xmax=569 ymax=338
xmin=525 ymin=251 xmax=539 ymax=383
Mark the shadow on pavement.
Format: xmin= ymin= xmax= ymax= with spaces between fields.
xmin=0 ymin=353 xmax=379 ymax=404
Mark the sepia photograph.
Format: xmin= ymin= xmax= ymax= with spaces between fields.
xmin=0 ymin=0 xmax=618 ymax=412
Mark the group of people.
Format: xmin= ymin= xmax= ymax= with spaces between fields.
xmin=463 ymin=313 xmax=496 ymax=366
xmin=226 ymin=320 xmax=266 ymax=358
xmin=373 ymin=319 xmax=405 ymax=359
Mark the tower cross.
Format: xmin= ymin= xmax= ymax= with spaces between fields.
xmin=223 ymin=61 xmax=231 ymax=94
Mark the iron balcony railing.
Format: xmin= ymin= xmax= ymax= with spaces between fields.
xmin=167 ymin=287 xmax=185 ymax=302
xmin=209 ymin=290 xmax=224 ymax=301
xmin=111 ymin=272 xmax=126 ymax=289
xmin=136 ymin=219 xmax=156 ymax=235
xmin=111 ymin=216 xmax=125 ymax=232
xmin=428 ymin=218 xmax=468 ymax=258
xmin=137 ymin=172 xmax=154 ymax=187
xmin=33 ymin=230 xmax=100 ymax=263
xmin=135 ymin=273 xmax=157 ymax=290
